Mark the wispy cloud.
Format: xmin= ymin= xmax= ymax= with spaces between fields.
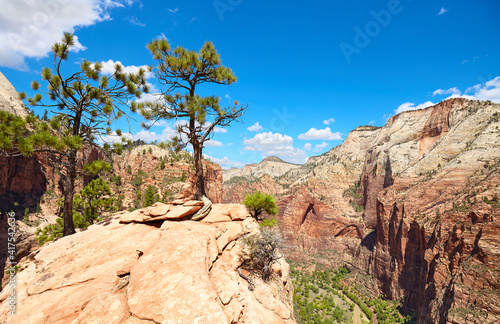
xmin=323 ymin=117 xmax=335 ymax=125
xmin=314 ymin=142 xmax=329 ymax=152
xmin=394 ymin=101 xmax=434 ymax=115
xmin=128 ymin=16 xmax=146 ymax=27
xmin=432 ymin=87 xmax=461 ymax=97
xmin=437 ymin=7 xmax=448 ymax=16
xmin=168 ymin=7 xmax=179 ymax=13
xmin=203 ymin=154 xmax=244 ymax=169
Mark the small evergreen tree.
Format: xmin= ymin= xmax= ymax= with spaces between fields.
xmin=143 ymin=185 xmax=160 ymax=207
xmin=243 ymin=192 xmax=278 ymax=221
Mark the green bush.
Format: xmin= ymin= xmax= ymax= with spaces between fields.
xmin=243 ymin=192 xmax=278 ymax=221
xmin=260 ymin=218 xmax=278 ymax=228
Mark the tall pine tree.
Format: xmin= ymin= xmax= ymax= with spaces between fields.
xmin=137 ymin=38 xmax=247 ymax=200
xmin=7 ymin=33 xmax=149 ymax=236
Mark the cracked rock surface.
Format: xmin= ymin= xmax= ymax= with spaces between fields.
xmin=0 ymin=204 xmax=295 ymax=324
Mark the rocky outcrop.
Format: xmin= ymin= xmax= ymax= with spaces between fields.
xmin=0 ymin=72 xmax=27 ymax=117
xmin=0 ymin=204 xmax=295 ymax=323
xmin=113 ymin=145 xmax=223 ymax=206
xmin=223 ymin=98 xmax=500 ymax=323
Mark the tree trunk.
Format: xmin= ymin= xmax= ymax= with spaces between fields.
xmin=192 ymin=142 xmax=205 ymax=200
xmin=63 ymin=149 xmax=77 ymax=236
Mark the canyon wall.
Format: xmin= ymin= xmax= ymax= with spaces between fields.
xmin=223 ymin=98 xmax=500 ymax=323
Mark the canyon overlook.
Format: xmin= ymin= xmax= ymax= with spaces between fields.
xmin=224 ymin=98 xmax=500 ymax=323
xmin=0 ymin=67 xmax=499 ymax=324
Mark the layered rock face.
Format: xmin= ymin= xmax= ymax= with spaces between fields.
xmin=112 ymin=145 xmax=223 ymax=205
xmin=223 ymin=98 xmax=500 ymax=323
xmin=0 ymin=203 xmax=295 ymax=323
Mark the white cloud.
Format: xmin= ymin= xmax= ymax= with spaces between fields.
xmin=314 ymin=142 xmax=329 ymax=152
xmin=298 ymin=127 xmax=342 ymax=140
xmin=244 ymin=132 xmax=293 ymax=147
xmin=98 ymin=59 xmax=152 ymax=78
xmin=168 ymin=8 xmax=179 ymax=13
xmin=323 ymin=117 xmax=335 ymax=125
xmin=99 ymin=126 xmax=176 ymax=144
xmin=247 ymin=122 xmax=263 ymax=132
xmin=394 ymin=101 xmax=434 ymax=115
xmin=224 ymin=94 xmax=232 ymax=100
xmin=0 ymin=0 xmax=136 ymax=70
xmin=303 ymin=143 xmax=312 ymax=151
xmin=369 ymin=120 xmax=375 ymax=125
xmin=243 ymin=132 xmax=307 ymax=164
xmin=393 ymin=76 xmax=500 ymax=117
xmin=203 ymin=154 xmax=244 ymax=169
xmin=213 ymin=127 xmax=228 ymax=133
xmin=432 ymin=87 xmax=461 ymax=97
xmin=437 ymin=7 xmax=448 ymax=15
xmin=70 ymin=35 xmax=87 ymax=53
xmin=205 ymin=140 xmax=223 ymax=147
xmin=467 ymin=76 xmax=500 ymax=103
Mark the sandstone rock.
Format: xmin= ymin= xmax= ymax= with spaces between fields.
xmin=0 ymin=207 xmax=295 ymax=324
xmin=119 ymin=202 xmax=202 ymax=223
xmin=203 ymin=204 xmax=251 ymax=222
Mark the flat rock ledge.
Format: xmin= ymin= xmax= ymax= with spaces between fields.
xmin=119 ymin=201 xmax=252 ymax=223
xmin=0 ymin=204 xmax=295 ymax=324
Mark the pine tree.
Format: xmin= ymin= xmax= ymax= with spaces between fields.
xmin=5 ymin=33 xmax=148 ymax=236
xmin=137 ymin=38 xmax=247 ymax=200
xmin=243 ymin=192 xmax=279 ymax=221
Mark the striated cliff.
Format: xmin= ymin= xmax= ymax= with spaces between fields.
xmin=223 ymin=98 xmax=500 ymax=323
xmin=0 ymin=203 xmax=295 ymax=323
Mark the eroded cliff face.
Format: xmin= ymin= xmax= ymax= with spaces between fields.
xmin=112 ymin=144 xmax=223 ymax=205
xmin=0 ymin=203 xmax=295 ymax=323
xmin=223 ymin=98 xmax=500 ymax=323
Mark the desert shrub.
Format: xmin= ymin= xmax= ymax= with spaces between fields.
xmin=243 ymin=192 xmax=278 ymax=221
xmin=241 ymin=227 xmax=284 ymax=281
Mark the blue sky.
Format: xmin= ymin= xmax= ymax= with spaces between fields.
xmin=1 ymin=0 xmax=499 ymax=168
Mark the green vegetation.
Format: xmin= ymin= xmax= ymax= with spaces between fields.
xmin=143 ymin=185 xmax=160 ymax=207
xmin=483 ymin=195 xmax=499 ymax=208
xmin=243 ymin=192 xmax=278 ymax=221
xmin=36 ymin=161 xmax=115 ymax=244
xmin=350 ymin=201 xmax=364 ymax=213
xmin=137 ymin=37 xmax=247 ymax=199
xmin=290 ymin=261 xmax=411 ymax=324
xmin=343 ymin=183 xmax=363 ymax=199
xmin=291 ymin=265 xmax=356 ymax=323
xmin=260 ymin=218 xmax=278 ymax=228
xmin=1 ymin=33 xmax=148 ymax=237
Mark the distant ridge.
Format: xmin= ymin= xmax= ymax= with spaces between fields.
xmin=261 ymin=156 xmax=285 ymax=163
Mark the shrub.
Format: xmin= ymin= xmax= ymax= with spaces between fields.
xmin=243 ymin=192 xmax=278 ymax=221
xmin=260 ymin=218 xmax=278 ymax=228
xmin=241 ymin=227 xmax=284 ymax=281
